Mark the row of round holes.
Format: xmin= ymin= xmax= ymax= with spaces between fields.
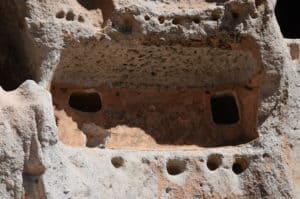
xmin=56 ymin=10 xmax=85 ymax=23
xmin=110 ymin=155 xmax=250 ymax=175
xmin=144 ymin=15 xmax=201 ymax=25
xmin=144 ymin=14 xmax=220 ymax=25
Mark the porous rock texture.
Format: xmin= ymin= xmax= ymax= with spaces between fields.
xmin=0 ymin=81 xmax=57 ymax=198
xmin=0 ymin=0 xmax=300 ymax=198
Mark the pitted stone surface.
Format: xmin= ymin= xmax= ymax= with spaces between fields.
xmin=0 ymin=0 xmax=299 ymax=198
xmin=0 ymin=81 xmax=57 ymax=198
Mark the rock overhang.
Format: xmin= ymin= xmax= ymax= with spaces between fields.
xmin=0 ymin=0 xmax=298 ymax=198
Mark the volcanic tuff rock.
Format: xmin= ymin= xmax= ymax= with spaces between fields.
xmin=0 ymin=0 xmax=300 ymax=198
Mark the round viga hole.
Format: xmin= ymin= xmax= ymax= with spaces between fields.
xmin=144 ymin=15 xmax=150 ymax=21
xmin=232 ymin=156 xmax=249 ymax=175
xmin=56 ymin=10 xmax=65 ymax=19
xmin=158 ymin=16 xmax=165 ymax=24
xmin=111 ymin=156 xmax=124 ymax=168
xmin=166 ymin=159 xmax=187 ymax=175
xmin=207 ymin=154 xmax=223 ymax=171
xmin=69 ymin=91 xmax=102 ymax=113
xmin=66 ymin=10 xmax=75 ymax=21
xmin=78 ymin=15 xmax=85 ymax=23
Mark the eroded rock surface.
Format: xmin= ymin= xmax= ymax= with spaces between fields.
xmin=0 ymin=81 xmax=57 ymax=198
xmin=0 ymin=0 xmax=300 ymax=198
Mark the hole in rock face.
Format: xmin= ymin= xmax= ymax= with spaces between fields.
xmin=78 ymin=15 xmax=85 ymax=23
xmin=232 ymin=156 xmax=249 ymax=174
xmin=144 ymin=15 xmax=150 ymax=21
xmin=210 ymin=94 xmax=240 ymax=125
xmin=275 ymin=0 xmax=300 ymax=38
xmin=232 ymin=163 xmax=243 ymax=174
xmin=56 ymin=10 xmax=65 ymax=19
xmin=111 ymin=156 xmax=124 ymax=168
xmin=158 ymin=16 xmax=165 ymax=24
xmin=192 ymin=18 xmax=200 ymax=24
xmin=77 ymin=0 xmax=115 ymax=22
xmin=207 ymin=154 xmax=223 ymax=171
xmin=0 ymin=1 xmax=36 ymax=91
xmin=263 ymin=153 xmax=270 ymax=159
xmin=52 ymin=83 xmax=259 ymax=148
xmin=66 ymin=10 xmax=75 ymax=21
xmin=69 ymin=92 xmax=102 ymax=112
xmin=51 ymin=45 xmax=260 ymax=149
xmin=166 ymin=159 xmax=187 ymax=175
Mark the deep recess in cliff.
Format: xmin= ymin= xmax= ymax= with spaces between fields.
xmin=0 ymin=0 xmax=300 ymax=198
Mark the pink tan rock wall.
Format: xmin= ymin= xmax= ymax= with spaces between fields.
xmin=0 ymin=0 xmax=300 ymax=198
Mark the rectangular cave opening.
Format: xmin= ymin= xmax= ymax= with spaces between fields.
xmin=51 ymin=42 xmax=261 ymax=149
xmin=210 ymin=94 xmax=240 ymax=125
xmin=275 ymin=0 xmax=300 ymax=39
xmin=0 ymin=1 xmax=37 ymax=91
xmin=69 ymin=91 xmax=102 ymax=112
xmin=51 ymin=84 xmax=259 ymax=149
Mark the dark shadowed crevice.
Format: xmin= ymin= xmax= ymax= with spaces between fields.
xmin=77 ymin=0 xmax=115 ymax=23
xmin=232 ymin=156 xmax=249 ymax=174
xmin=69 ymin=91 xmax=102 ymax=113
xmin=0 ymin=0 xmax=38 ymax=91
xmin=23 ymin=173 xmax=46 ymax=199
xmin=275 ymin=0 xmax=300 ymax=38
xmin=166 ymin=159 xmax=187 ymax=175
xmin=210 ymin=94 xmax=240 ymax=125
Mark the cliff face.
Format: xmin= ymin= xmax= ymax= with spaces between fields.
xmin=0 ymin=0 xmax=299 ymax=198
